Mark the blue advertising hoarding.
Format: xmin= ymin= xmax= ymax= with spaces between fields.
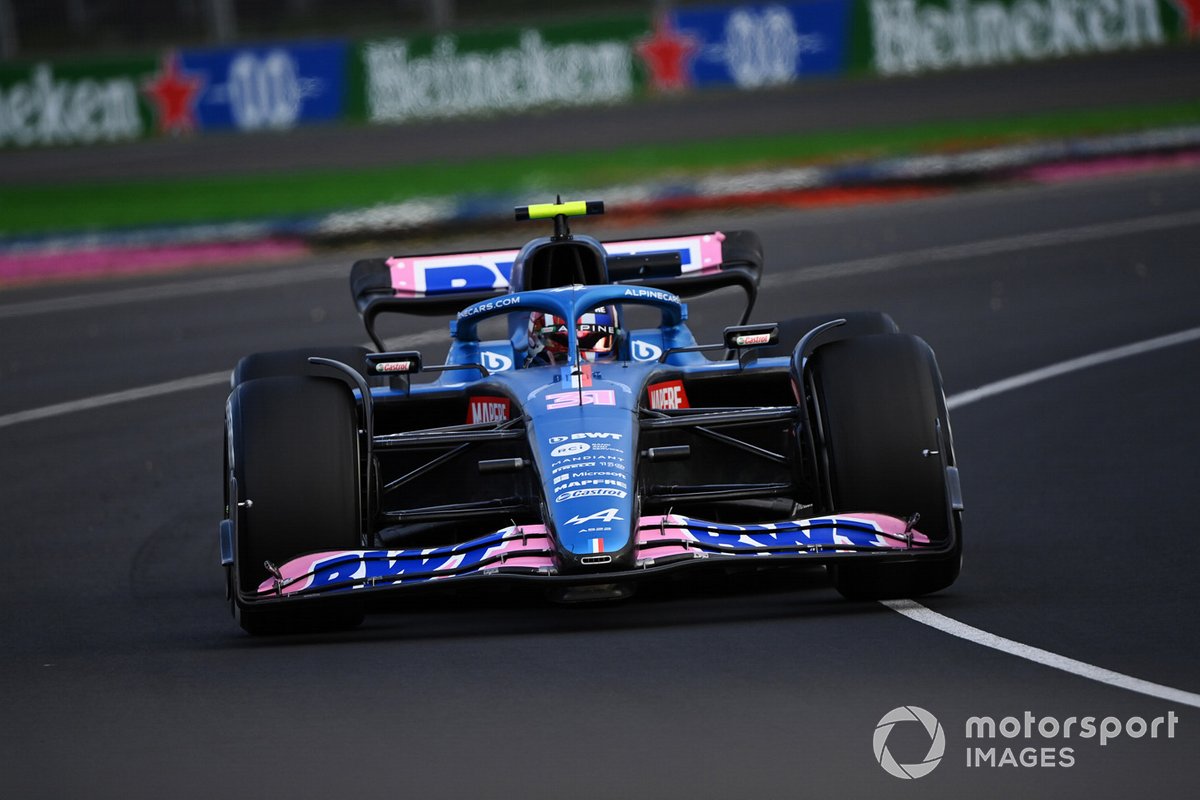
xmin=638 ymin=2 xmax=848 ymax=91
xmin=178 ymin=41 xmax=348 ymax=132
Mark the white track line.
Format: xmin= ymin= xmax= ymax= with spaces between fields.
xmin=0 ymin=329 xmax=445 ymax=431
xmin=4 ymin=207 xmax=1200 ymax=320
xmin=893 ymin=323 xmax=1200 ymax=708
xmin=0 ymin=371 xmax=232 ymax=429
xmin=883 ymin=600 xmax=1200 ymax=708
xmin=0 ymin=261 xmax=345 ymax=320
xmin=946 ymin=327 xmax=1200 ymax=411
xmin=766 ymin=207 xmax=1200 ymax=287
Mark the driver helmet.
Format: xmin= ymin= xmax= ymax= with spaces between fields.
xmin=528 ymin=305 xmax=618 ymax=363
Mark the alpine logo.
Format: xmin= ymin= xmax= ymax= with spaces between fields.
xmin=647 ymin=379 xmax=689 ymax=410
xmin=467 ymin=396 xmax=510 ymax=424
xmin=565 ymin=508 xmax=624 ymax=526
xmin=546 ymin=389 xmax=616 ymax=410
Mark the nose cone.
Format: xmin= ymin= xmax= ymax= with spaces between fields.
xmin=528 ymin=386 xmax=638 ymax=571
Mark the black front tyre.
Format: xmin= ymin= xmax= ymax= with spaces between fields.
xmin=809 ymin=334 xmax=962 ymax=599
xmin=226 ymin=375 xmax=365 ymax=634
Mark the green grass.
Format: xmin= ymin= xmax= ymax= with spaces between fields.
xmin=4 ymin=99 xmax=1200 ymax=237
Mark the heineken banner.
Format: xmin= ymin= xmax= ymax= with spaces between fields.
xmin=0 ymin=57 xmax=157 ymax=148
xmin=852 ymin=0 xmax=1196 ymax=75
xmin=4 ymin=3 xmax=1195 ymax=148
xmin=639 ymin=2 xmax=850 ymax=91
xmin=179 ymin=41 xmax=350 ymax=132
xmin=357 ymin=17 xmax=649 ymax=124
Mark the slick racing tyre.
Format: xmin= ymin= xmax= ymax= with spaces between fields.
xmin=226 ymin=375 xmax=364 ymax=634
xmin=809 ymin=333 xmax=962 ymax=599
xmin=757 ymin=311 xmax=899 ymax=360
xmin=231 ymin=345 xmax=371 ymax=389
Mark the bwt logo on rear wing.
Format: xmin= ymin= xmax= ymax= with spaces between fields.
xmin=384 ymin=233 xmax=727 ymax=296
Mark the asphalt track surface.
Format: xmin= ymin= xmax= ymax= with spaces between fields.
xmin=1 ymin=163 xmax=1199 ymax=798
xmin=3 ymin=45 xmax=1200 ymax=185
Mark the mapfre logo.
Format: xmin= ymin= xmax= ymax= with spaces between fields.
xmin=467 ymin=396 xmax=510 ymax=424
xmin=647 ymin=379 xmax=689 ymax=410
xmin=874 ymin=706 xmax=945 ymax=780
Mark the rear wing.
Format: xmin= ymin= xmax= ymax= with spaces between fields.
xmin=351 ymin=230 xmax=763 ymax=349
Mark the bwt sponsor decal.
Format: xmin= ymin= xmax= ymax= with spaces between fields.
xmin=467 ymin=396 xmax=510 ymax=424
xmin=550 ymin=442 xmax=591 ymax=457
xmin=556 ymin=488 xmax=628 ymax=500
xmin=647 ymin=379 xmax=689 ymax=410
xmin=386 ymin=251 xmax=516 ymax=294
xmin=546 ymin=389 xmax=616 ymax=410
xmin=632 ymin=339 xmax=663 ymax=362
xmin=548 ymin=432 xmax=623 ymax=443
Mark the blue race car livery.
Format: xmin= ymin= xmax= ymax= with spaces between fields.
xmin=222 ymin=200 xmax=963 ymax=634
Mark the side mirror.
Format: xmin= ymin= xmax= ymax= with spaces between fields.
xmin=722 ymin=323 xmax=779 ymax=349
xmin=365 ymin=351 xmax=422 ymax=376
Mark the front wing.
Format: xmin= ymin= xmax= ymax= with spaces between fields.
xmin=247 ymin=513 xmax=933 ymax=602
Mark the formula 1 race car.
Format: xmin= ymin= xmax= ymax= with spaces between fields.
xmin=221 ymin=200 xmax=963 ymax=634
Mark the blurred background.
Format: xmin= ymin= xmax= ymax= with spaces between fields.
xmin=1 ymin=0 xmax=1197 ymax=277
xmin=1 ymin=0 xmax=1191 ymax=58
xmin=1 ymin=1 xmax=659 ymax=55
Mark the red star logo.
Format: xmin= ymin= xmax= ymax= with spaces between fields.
xmin=143 ymin=52 xmax=204 ymax=135
xmin=636 ymin=15 xmax=699 ymax=92
xmin=1173 ymin=0 xmax=1200 ymax=37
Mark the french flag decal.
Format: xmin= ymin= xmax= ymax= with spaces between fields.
xmin=567 ymin=363 xmax=593 ymax=388
xmin=591 ymin=537 xmax=605 ymax=554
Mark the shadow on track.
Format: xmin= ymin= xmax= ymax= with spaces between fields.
xmin=209 ymin=565 xmax=921 ymax=649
